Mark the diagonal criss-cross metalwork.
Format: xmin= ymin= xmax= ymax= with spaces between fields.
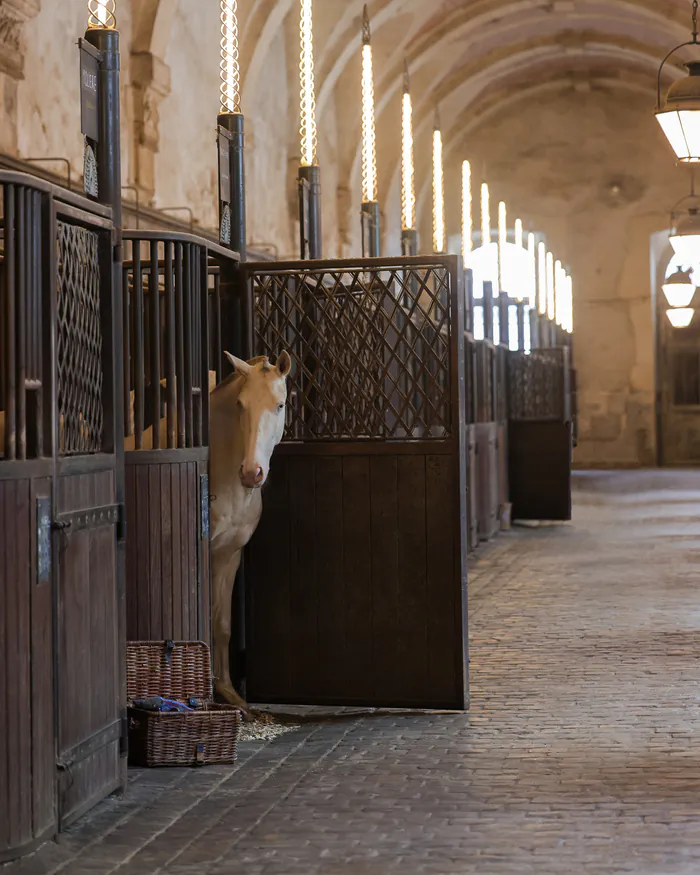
xmin=508 ymin=349 xmax=566 ymax=421
xmin=56 ymin=221 xmax=104 ymax=454
xmin=252 ymin=263 xmax=453 ymax=440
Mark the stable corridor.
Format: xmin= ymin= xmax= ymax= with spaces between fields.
xmin=6 ymin=470 xmax=700 ymax=875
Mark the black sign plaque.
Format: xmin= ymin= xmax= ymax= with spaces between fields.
xmin=218 ymin=127 xmax=231 ymax=205
xmin=79 ymin=39 xmax=100 ymax=142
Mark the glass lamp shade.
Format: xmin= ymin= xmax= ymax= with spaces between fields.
xmin=666 ymin=307 xmax=695 ymax=328
xmin=656 ymin=62 xmax=700 ymax=162
xmin=662 ymin=267 xmax=695 ymax=308
xmin=670 ymin=208 xmax=700 ymax=263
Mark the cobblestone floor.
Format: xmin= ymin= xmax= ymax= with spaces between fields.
xmin=7 ymin=469 xmax=700 ymax=874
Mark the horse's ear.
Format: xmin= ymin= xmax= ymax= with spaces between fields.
xmin=224 ymin=351 xmax=252 ymax=377
xmin=276 ymin=351 xmax=293 ymax=378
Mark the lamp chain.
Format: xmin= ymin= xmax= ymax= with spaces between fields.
xmin=694 ymin=0 xmax=698 ymax=44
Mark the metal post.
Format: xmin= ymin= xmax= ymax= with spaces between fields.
xmin=299 ymin=164 xmax=322 ymax=259
xmin=84 ymin=22 xmax=126 ymax=787
xmin=483 ymin=281 xmax=494 ymax=342
xmin=401 ymin=228 xmax=418 ymax=257
xmin=361 ymin=201 xmax=381 ymax=257
xmin=498 ymin=291 xmax=510 ymax=349
xmin=529 ymin=307 xmax=540 ymax=350
xmin=218 ymin=112 xmax=246 ymax=260
xmin=465 ymin=268 xmax=474 ymax=335
xmin=516 ymin=302 xmax=526 ymax=351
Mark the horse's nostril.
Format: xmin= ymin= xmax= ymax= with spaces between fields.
xmin=254 ymin=467 xmax=264 ymax=484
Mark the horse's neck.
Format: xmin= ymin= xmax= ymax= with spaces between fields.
xmin=210 ymin=377 xmax=250 ymax=508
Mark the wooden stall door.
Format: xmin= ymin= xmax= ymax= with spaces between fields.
xmin=242 ymin=257 xmax=469 ymax=710
xmin=507 ymin=348 xmax=572 ymax=522
xmin=53 ymin=215 xmax=123 ymax=828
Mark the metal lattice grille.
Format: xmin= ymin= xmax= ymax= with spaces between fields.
xmin=57 ymin=221 xmax=104 ymax=454
xmin=508 ymin=349 xmax=565 ymax=422
xmin=253 ymin=264 xmax=453 ymax=440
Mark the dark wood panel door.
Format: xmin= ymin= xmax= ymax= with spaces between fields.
xmin=124 ymin=455 xmax=211 ymax=646
xmin=508 ymin=421 xmax=572 ymax=521
xmin=246 ymin=447 xmax=468 ymax=710
xmin=475 ymin=423 xmax=499 ymax=541
xmin=54 ymin=466 xmax=122 ymax=828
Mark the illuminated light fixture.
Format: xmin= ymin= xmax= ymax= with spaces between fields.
xmin=562 ymin=274 xmax=574 ymax=334
xmin=220 ymin=0 xmax=240 ymax=113
xmin=498 ymin=201 xmax=507 ymax=292
xmin=537 ymin=242 xmax=547 ymax=315
xmin=87 ymin=0 xmax=116 ymax=27
xmin=662 ymin=266 xmax=696 ymax=307
xmin=655 ymin=0 xmax=700 ymax=163
xmin=669 ymin=179 xmax=700 ymax=262
xmin=481 ymin=182 xmax=490 ymax=247
xmin=515 ymin=218 xmax=523 ymax=249
xmin=527 ymin=232 xmax=537 ymax=308
xmin=546 ymin=251 xmax=555 ymax=320
xmin=299 ymin=0 xmax=317 ymax=166
xmin=554 ymin=259 xmax=565 ymax=326
xmin=401 ymin=61 xmax=416 ymax=232
xmin=462 ymin=159 xmax=472 ymax=264
xmin=667 ymin=307 xmax=695 ymax=327
xmin=361 ymin=6 xmax=377 ymax=203
xmin=432 ymin=107 xmax=445 ymax=254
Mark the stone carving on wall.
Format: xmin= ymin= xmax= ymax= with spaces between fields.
xmin=0 ymin=0 xmax=39 ymax=79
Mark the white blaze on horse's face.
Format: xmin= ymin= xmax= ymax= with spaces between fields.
xmin=224 ymin=351 xmax=292 ymax=489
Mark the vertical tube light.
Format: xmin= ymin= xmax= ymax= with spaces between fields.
xmin=527 ymin=232 xmax=536 ymax=308
xmin=220 ymin=0 xmax=240 ymax=113
xmin=299 ymin=0 xmax=317 ymax=167
xmin=361 ymin=6 xmax=377 ymax=204
xmin=481 ymin=182 xmax=490 ymax=247
xmin=498 ymin=200 xmax=507 ymax=292
xmin=515 ymin=218 xmax=523 ymax=249
xmin=462 ymin=159 xmax=472 ymax=265
xmin=88 ymin=0 xmax=116 ymax=27
xmin=432 ymin=109 xmax=445 ymax=254
xmin=537 ymin=242 xmax=547 ymax=315
xmin=546 ymin=251 xmax=556 ymax=321
xmin=401 ymin=62 xmax=415 ymax=232
xmin=554 ymin=259 xmax=564 ymax=326
xmin=566 ymin=275 xmax=574 ymax=333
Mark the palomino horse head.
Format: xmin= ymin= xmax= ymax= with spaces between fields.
xmin=223 ymin=351 xmax=292 ymax=489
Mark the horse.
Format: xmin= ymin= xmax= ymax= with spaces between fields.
xmin=209 ymin=350 xmax=292 ymax=713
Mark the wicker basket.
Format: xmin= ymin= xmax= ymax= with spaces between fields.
xmin=126 ymin=640 xmax=241 ymax=767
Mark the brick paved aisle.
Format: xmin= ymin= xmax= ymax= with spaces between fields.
xmin=6 ymin=470 xmax=700 ymax=875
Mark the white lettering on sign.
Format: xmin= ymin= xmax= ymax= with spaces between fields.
xmin=82 ymin=69 xmax=97 ymax=92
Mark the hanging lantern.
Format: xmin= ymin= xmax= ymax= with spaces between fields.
xmin=432 ymin=108 xmax=445 ymax=254
xmin=667 ymin=307 xmax=695 ymax=327
xmin=299 ymin=0 xmax=317 ymax=166
xmin=462 ymin=160 xmax=472 ymax=264
xmin=669 ymin=202 xmax=700 ymax=263
xmin=655 ymin=0 xmax=700 ymax=163
xmin=662 ymin=267 xmax=696 ymax=307
xmin=401 ymin=62 xmax=416 ymax=232
xmin=87 ymin=0 xmax=116 ymax=28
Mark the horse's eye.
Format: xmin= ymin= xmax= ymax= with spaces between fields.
xmin=278 ymin=403 xmax=285 ymax=412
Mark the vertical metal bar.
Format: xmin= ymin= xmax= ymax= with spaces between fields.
xmin=17 ymin=187 xmax=26 ymax=460
xmin=4 ymin=185 xmax=15 ymax=459
xmin=32 ymin=189 xmax=43 ymax=457
xmin=200 ymin=251 xmax=210 ymax=448
xmin=149 ymin=240 xmax=161 ymax=449
xmin=498 ymin=292 xmax=509 ymax=350
xmin=133 ymin=241 xmax=144 ymax=449
xmin=193 ymin=247 xmax=202 ymax=448
xmin=483 ymin=281 xmax=493 ymax=343
xmin=164 ymin=240 xmax=176 ymax=449
xmin=175 ymin=242 xmax=186 ymax=449
xmin=298 ymin=165 xmax=322 ymax=259
xmin=214 ymin=270 xmax=223 ymax=381
xmin=122 ymin=255 xmax=132 ymax=439
xmin=183 ymin=244 xmax=193 ymax=448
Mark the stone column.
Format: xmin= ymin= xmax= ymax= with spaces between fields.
xmin=130 ymin=50 xmax=170 ymax=204
xmin=0 ymin=0 xmax=40 ymax=154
